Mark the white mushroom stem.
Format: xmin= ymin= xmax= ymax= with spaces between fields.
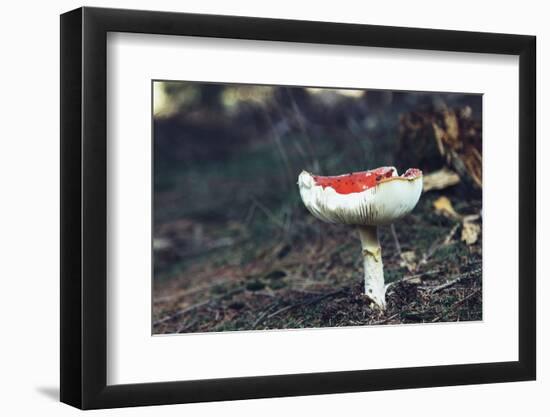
xmin=358 ymin=225 xmax=387 ymax=309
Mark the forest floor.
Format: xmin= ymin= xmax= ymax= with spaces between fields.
xmin=152 ymin=190 xmax=482 ymax=334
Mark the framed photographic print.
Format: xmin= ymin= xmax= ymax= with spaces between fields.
xmin=60 ymin=6 xmax=536 ymax=409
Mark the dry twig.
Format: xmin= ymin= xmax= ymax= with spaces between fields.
xmin=250 ymin=196 xmax=286 ymax=230
xmin=153 ymin=300 xmax=211 ymax=326
xmin=390 ymin=224 xmax=403 ymax=257
xmin=431 ymin=288 xmax=482 ymax=322
xmin=267 ymin=289 xmax=346 ymax=320
xmin=371 ymin=313 xmax=400 ymax=325
xmin=450 ymin=288 xmax=481 ymax=308
xmin=421 ymin=268 xmax=482 ymax=294
xmin=253 ymin=302 xmax=281 ymax=328
xmin=153 ymin=287 xmax=244 ymax=327
xmin=419 ymin=222 xmax=460 ymax=266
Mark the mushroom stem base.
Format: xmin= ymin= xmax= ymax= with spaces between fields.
xmin=358 ymin=225 xmax=386 ymax=309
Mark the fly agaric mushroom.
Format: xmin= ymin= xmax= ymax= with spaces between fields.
xmin=298 ymin=167 xmax=423 ymax=309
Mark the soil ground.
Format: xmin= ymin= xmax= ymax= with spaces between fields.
xmin=153 ymin=190 xmax=482 ymax=334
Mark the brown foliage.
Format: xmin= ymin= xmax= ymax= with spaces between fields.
xmin=398 ymin=106 xmax=482 ymax=189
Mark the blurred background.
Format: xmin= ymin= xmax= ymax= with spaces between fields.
xmin=153 ymin=81 xmax=482 ymax=334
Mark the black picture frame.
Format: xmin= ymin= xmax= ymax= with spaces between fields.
xmin=60 ymin=6 xmax=536 ymax=410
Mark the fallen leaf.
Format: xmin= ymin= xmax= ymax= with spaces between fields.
xmin=461 ymin=221 xmax=480 ymax=245
xmin=443 ymin=110 xmax=460 ymax=144
xmin=423 ymin=168 xmax=461 ymax=192
xmin=433 ymin=196 xmax=460 ymax=220
xmin=399 ymin=251 xmax=417 ymax=272
xmin=406 ymin=277 xmax=422 ymax=285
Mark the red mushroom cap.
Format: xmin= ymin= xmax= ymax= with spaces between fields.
xmin=298 ymin=166 xmax=423 ymax=225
